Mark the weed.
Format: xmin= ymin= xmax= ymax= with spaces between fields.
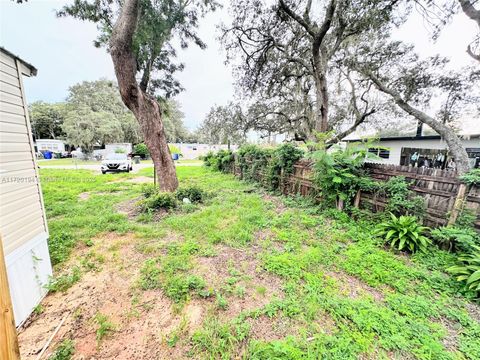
xmin=46 ymin=266 xmax=81 ymax=293
xmin=49 ymin=339 xmax=75 ymax=360
xmin=256 ymin=286 xmax=266 ymax=296
xmin=94 ymin=313 xmax=115 ymax=343
xmin=215 ymin=292 xmax=229 ymax=310
xmin=33 ymin=304 xmax=44 ymax=315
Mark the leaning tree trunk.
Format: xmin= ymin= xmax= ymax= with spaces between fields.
xmin=365 ymin=70 xmax=471 ymax=175
xmin=109 ymin=0 xmax=178 ymax=191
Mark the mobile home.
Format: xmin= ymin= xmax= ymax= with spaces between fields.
xmin=0 ymin=47 xmax=52 ymax=326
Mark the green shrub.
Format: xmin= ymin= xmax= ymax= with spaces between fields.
xmin=311 ymin=144 xmax=370 ymax=208
xmin=202 ymin=149 xmax=234 ymax=172
xmin=375 ymin=214 xmax=431 ymax=253
xmin=134 ymin=142 xmax=149 ymax=157
xmin=447 ymin=246 xmax=480 ymax=296
xmin=141 ymin=184 xmax=158 ymax=198
xmin=140 ymin=192 xmax=177 ymax=212
xmin=237 ymin=145 xmax=272 ymax=182
xmin=176 ymin=186 xmax=205 ymax=203
xmin=49 ymin=339 xmax=75 ymax=360
xmin=163 ymin=274 xmax=206 ymax=303
xmin=431 ymin=226 xmax=479 ymax=253
xmin=266 ymin=143 xmax=304 ymax=190
xmin=383 ymin=176 xmax=425 ymax=219
xmin=460 ymin=168 xmax=480 ymax=186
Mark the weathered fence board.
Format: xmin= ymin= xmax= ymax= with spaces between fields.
xmin=231 ymin=158 xmax=480 ymax=230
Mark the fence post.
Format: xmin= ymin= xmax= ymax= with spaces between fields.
xmin=0 ymin=236 xmax=20 ymax=360
xmin=448 ymin=183 xmax=468 ymax=226
xmin=354 ymin=190 xmax=361 ymax=208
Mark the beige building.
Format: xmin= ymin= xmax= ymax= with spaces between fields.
xmin=0 ymin=47 xmax=52 ymax=326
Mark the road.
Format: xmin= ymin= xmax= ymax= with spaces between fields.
xmin=38 ymin=162 xmax=202 ymax=174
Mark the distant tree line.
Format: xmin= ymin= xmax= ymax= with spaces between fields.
xmin=29 ymin=79 xmax=198 ymax=154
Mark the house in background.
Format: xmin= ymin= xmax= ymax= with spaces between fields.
xmin=346 ymin=129 xmax=480 ymax=170
xmin=35 ymin=138 xmax=66 ymax=153
xmin=172 ymin=143 xmax=238 ymax=160
xmin=0 ymin=47 xmax=52 ymax=326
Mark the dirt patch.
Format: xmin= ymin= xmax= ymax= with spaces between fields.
xmin=465 ymin=302 xmax=480 ymax=323
xmin=194 ymin=244 xmax=283 ymax=319
xmin=78 ymin=192 xmax=90 ymax=201
xmin=17 ymin=233 xmax=190 ymax=360
xmin=124 ymin=176 xmax=153 ymax=184
xmin=437 ymin=317 xmax=461 ymax=352
xmin=263 ymin=194 xmax=287 ymax=214
xmin=116 ymin=197 xmax=142 ymax=219
xmin=326 ymin=271 xmax=385 ymax=302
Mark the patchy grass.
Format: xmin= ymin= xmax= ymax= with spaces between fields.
xmin=19 ymin=167 xmax=480 ymax=360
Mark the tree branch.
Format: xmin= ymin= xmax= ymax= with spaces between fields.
xmin=361 ymin=68 xmax=471 ymax=174
xmin=278 ymin=0 xmax=316 ymax=37
xmin=459 ymin=0 xmax=480 ymax=28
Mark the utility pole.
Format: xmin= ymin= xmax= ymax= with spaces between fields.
xmin=0 ymin=236 xmax=20 ymax=360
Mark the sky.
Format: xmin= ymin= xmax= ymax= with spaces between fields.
xmin=0 ymin=0 xmax=478 ymax=132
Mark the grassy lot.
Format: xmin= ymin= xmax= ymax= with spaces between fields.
xmin=20 ymin=166 xmax=480 ymax=359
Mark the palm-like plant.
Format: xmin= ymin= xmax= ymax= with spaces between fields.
xmin=447 ymin=246 xmax=480 ymax=295
xmin=375 ymin=213 xmax=431 ymax=253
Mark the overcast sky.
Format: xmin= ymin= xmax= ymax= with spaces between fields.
xmin=0 ymin=0 xmax=477 ymax=132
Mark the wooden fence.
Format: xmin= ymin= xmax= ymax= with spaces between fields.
xmin=231 ymin=159 xmax=480 ymax=230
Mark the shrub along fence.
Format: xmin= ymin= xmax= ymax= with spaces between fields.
xmin=231 ymin=158 xmax=480 ymax=230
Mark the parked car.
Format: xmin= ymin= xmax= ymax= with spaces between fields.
xmin=101 ymin=153 xmax=132 ymax=174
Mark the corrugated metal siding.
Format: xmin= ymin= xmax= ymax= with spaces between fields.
xmin=0 ymin=54 xmax=47 ymax=255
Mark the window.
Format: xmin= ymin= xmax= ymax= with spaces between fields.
xmin=368 ymin=147 xmax=390 ymax=159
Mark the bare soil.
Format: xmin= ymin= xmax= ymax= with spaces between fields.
xmin=18 ymin=233 xmax=189 ymax=360
xmin=17 ymin=233 xmax=293 ymax=359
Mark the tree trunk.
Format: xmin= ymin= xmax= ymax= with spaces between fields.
xmin=458 ymin=0 xmax=480 ymax=62
xmin=109 ymin=0 xmax=178 ymax=191
xmin=313 ymin=54 xmax=329 ymax=133
xmin=365 ymin=71 xmax=471 ymax=174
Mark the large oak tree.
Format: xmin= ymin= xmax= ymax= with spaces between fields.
xmin=59 ymin=0 xmax=218 ymax=191
xmin=222 ymin=0 xmax=402 ymax=140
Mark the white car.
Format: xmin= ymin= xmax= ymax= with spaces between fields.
xmin=101 ymin=153 xmax=132 ymax=174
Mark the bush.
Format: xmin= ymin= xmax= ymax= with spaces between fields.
xmin=141 ymin=192 xmax=177 ymax=212
xmin=202 ymin=150 xmax=234 ymax=172
xmin=447 ymin=246 xmax=480 ymax=296
xmin=375 ymin=214 xmax=431 ymax=253
xmin=431 ymin=226 xmax=480 ymax=253
xmin=134 ymin=143 xmax=149 ymax=157
xmin=141 ymin=184 xmax=158 ymax=198
xmin=312 ymin=144 xmax=369 ymax=208
xmin=460 ymin=168 xmax=480 ymax=186
xmin=176 ymin=186 xmax=205 ymax=203
xmin=237 ymin=145 xmax=273 ymax=182
xmin=383 ymin=176 xmax=425 ymax=219
xmin=266 ymin=143 xmax=304 ymax=190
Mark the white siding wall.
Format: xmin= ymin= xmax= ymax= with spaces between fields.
xmin=0 ymin=49 xmax=52 ymax=326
